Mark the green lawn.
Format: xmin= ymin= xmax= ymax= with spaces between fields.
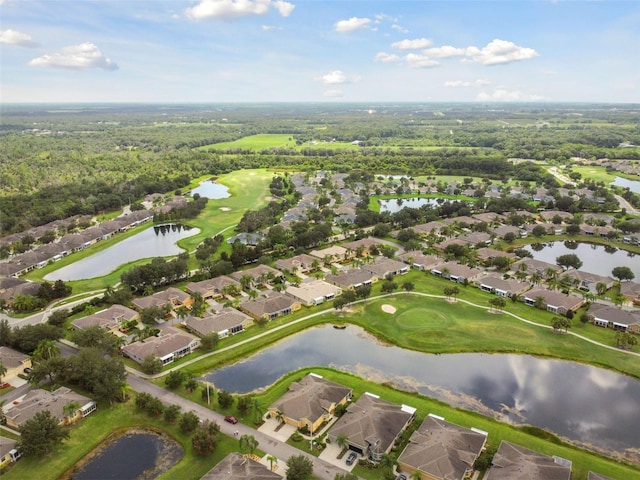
xmin=2 ymin=399 xmax=242 ymax=480
xmin=200 ymin=134 xmax=297 ymax=151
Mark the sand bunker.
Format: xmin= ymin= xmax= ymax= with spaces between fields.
xmin=219 ymin=207 xmax=231 ymax=211
xmin=381 ymin=304 xmax=396 ymax=314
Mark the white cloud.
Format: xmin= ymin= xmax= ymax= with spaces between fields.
xmin=262 ymin=24 xmax=281 ymax=31
xmin=319 ymin=70 xmax=348 ymax=85
xmin=405 ymin=53 xmax=439 ymax=68
xmin=185 ymin=0 xmax=294 ymax=20
xmin=391 ymin=38 xmax=433 ymax=50
xmin=374 ymin=52 xmax=401 ymax=63
xmin=468 ymin=39 xmax=539 ymax=65
xmin=424 ymin=46 xmax=472 ymax=58
xmin=29 ymin=42 xmax=118 ymax=71
xmin=476 ymin=88 xmax=546 ymax=101
xmin=273 ymin=0 xmax=295 ymax=17
xmin=444 ymin=79 xmax=490 ymax=88
xmin=323 ymin=89 xmax=343 ymax=97
xmin=391 ymin=24 xmax=408 ymax=34
xmin=334 ymin=17 xmax=371 ymax=33
xmin=0 ymin=29 xmax=39 ymax=47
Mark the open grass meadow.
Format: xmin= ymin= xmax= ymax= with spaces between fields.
xmin=1 ymin=399 xmax=244 ymax=480
xmin=199 ymin=134 xmax=297 ymax=151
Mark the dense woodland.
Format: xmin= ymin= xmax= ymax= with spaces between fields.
xmin=1 ymin=103 xmax=639 ymax=235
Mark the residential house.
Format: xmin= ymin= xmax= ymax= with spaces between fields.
xmin=539 ymin=211 xmax=574 ymax=223
xmin=397 ymin=252 xmax=442 ymax=271
xmin=472 ymin=212 xmax=505 ymax=224
xmin=431 ymin=262 xmax=483 ymax=284
xmin=0 ymin=278 xmax=41 ymax=306
xmin=325 ymin=268 xmax=377 ymax=290
xmin=458 ymin=232 xmax=493 ymax=247
xmin=587 ymin=304 xmax=640 ymax=333
xmin=561 ymin=270 xmax=614 ymax=294
xmin=478 ymin=274 xmax=530 ymax=298
xmin=413 ymin=221 xmax=445 ymax=236
xmin=620 ymin=281 xmax=640 ymax=305
xmin=587 ymin=472 xmax=613 ymax=480
xmin=309 ymin=245 xmax=350 ymax=263
xmin=71 ymin=304 xmax=139 ymax=334
xmin=230 ymin=265 xmax=284 ymax=288
xmin=285 ymin=278 xmax=342 ymax=306
xmin=185 ymin=276 xmax=241 ymax=300
xmin=268 ymin=373 xmax=352 ymax=434
xmin=511 ymin=258 xmax=562 ymax=279
xmin=523 ymin=287 xmax=584 ymax=315
xmin=0 ymin=437 xmax=20 ymax=470
xmin=239 ymin=292 xmax=301 ymax=321
xmin=0 ymin=346 xmax=31 ymax=383
xmin=485 ymin=441 xmax=571 ymax=480
xmin=343 ymin=238 xmax=386 ymax=256
xmin=475 ymin=248 xmax=516 ymax=262
xmin=184 ymin=307 xmax=254 ymax=338
xmin=122 ymin=328 xmax=200 ymax=366
xmin=4 ymin=387 xmax=96 ymax=429
xmin=226 ymin=232 xmax=265 ymax=246
xmin=397 ymin=414 xmax=488 ymax=480
xmin=201 ymin=452 xmax=280 ymax=480
xmin=491 ymin=225 xmax=524 ymax=239
xmin=360 ymin=257 xmax=409 ymax=279
xmin=275 ymin=254 xmax=318 ymax=275
xmin=132 ymin=287 xmax=193 ymax=311
xmin=327 ymin=392 xmax=415 ymax=462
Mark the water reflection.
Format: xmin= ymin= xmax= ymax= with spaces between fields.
xmin=379 ymin=197 xmax=448 ymax=213
xmin=45 ymin=224 xmax=198 ymax=281
xmin=524 ymin=242 xmax=640 ymax=279
xmin=611 ymin=176 xmax=640 ymax=194
xmin=205 ymin=325 xmax=640 ymax=456
xmin=190 ymin=180 xmax=230 ymax=199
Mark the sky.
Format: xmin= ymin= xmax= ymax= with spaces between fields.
xmin=1 ymin=0 xmax=639 ymax=103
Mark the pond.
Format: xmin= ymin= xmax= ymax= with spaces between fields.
xmin=379 ymin=197 xmax=453 ymax=213
xmin=204 ymin=324 xmax=640 ymax=458
xmin=190 ymin=179 xmax=230 ymax=199
xmin=611 ymin=176 xmax=640 ymax=194
xmin=45 ymin=224 xmax=199 ymax=281
xmin=69 ymin=430 xmax=183 ymax=480
xmin=523 ymin=241 xmax=640 ymax=279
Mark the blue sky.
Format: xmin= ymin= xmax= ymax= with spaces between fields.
xmin=1 ymin=0 xmax=638 ymax=103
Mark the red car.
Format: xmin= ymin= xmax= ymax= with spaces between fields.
xmin=224 ymin=415 xmax=238 ymax=424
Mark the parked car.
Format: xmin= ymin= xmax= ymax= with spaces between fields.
xmin=345 ymin=452 xmax=357 ymax=466
xmin=224 ymin=415 xmax=238 ymax=424
xmin=396 ymin=475 xmax=407 ymax=480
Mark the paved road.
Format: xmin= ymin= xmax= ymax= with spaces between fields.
xmin=613 ymin=193 xmax=640 ymax=215
xmin=126 ymin=375 xmax=355 ymax=480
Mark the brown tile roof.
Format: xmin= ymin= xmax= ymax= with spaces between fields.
xmin=270 ymin=373 xmax=352 ymax=426
xmin=184 ymin=307 xmax=252 ymax=336
xmin=486 ymin=441 xmax=571 ymax=480
xmin=4 ymin=387 xmax=93 ymax=428
xmin=0 ymin=346 xmax=30 ymax=370
xmin=240 ymin=292 xmax=298 ymax=318
xmin=201 ymin=453 xmax=280 ymax=480
xmin=398 ymin=414 xmax=487 ymax=480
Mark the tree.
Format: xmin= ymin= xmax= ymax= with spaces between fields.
xmin=379 ymin=453 xmax=398 ymax=479
xmin=402 ymin=281 xmax=415 ymax=292
xmin=18 ymin=410 xmax=70 ymax=456
xmin=381 ymin=279 xmax=398 ymax=293
xmin=180 ymin=410 xmax=200 ymax=434
xmin=488 ymin=297 xmax=507 ymax=312
xmin=185 ymin=375 xmax=198 ymax=393
xmin=61 ymin=347 xmax=127 ymax=404
xmin=70 ymin=326 xmax=118 ymax=354
xmin=239 ymin=434 xmax=259 ymax=454
xmin=237 ymin=395 xmax=252 ymax=416
xmin=141 ymin=355 xmax=163 ymax=375
xmin=163 ymin=404 xmax=182 ymax=423
xmin=192 ymin=421 xmax=219 ymax=456
xmin=334 ymin=474 xmax=358 ymax=480
xmin=556 ymin=253 xmax=583 ymax=270
xmin=267 ymin=454 xmax=278 ymax=472
xmin=552 ymin=316 xmax=572 ymax=333
xmin=336 ymin=434 xmax=349 ymax=452
xmin=333 ymin=297 xmax=349 ymax=311
xmin=32 ymin=339 xmax=60 ymax=362
xmin=47 ymin=309 xmax=70 ymax=327
xmin=165 ymin=370 xmax=186 ymax=390
xmin=615 ymin=331 xmax=638 ymax=350
xmin=596 ymin=282 xmax=608 ymax=297
xmin=200 ymin=332 xmax=219 ymax=351
xmin=62 ymin=400 xmax=80 ymax=424
xmin=286 ymin=454 xmax=314 ymax=480
xmin=0 ymin=363 xmax=6 ymax=383
xmin=0 ymin=319 xmax=11 ymax=346
xmin=218 ymin=389 xmax=234 ymax=409
xmin=612 ymin=266 xmax=635 ymax=283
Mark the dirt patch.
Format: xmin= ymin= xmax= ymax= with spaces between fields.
xmin=219 ymin=207 xmax=231 ymax=211
xmin=265 ymin=196 xmax=274 ymax=201
xmin=381 ymin=304 xmax=396 ymax=314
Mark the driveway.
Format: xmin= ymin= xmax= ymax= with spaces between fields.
xmin=258 ymin=417 xmax=297 ymax=442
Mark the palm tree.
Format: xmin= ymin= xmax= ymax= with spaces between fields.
xmin=240 ymin=274 xmax=253 ymax=291
xmin=239 ymin=434 xmax=259 ymax=454
xmin=267 ymin=454 xmax=278 ymax=471
xmin=336 ymin=434 xmax=349 ymax=452
xmin=251 ymin=398 xmax=264 ymax=424
xmin=248 ymin=289 xmax=259 ymax=301
xmin=63 ymin=401 xmax=81 ymax=424
xmin=379 ymin=453 xmax=398 ymax=477
xmin=33 ymin=339 xmax=60 ymax=362
xmin=409 ymin=471 xmax=422 ymax=480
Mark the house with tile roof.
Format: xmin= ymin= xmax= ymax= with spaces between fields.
xmin=485 ymin=441 xmax=571 ymax=480
xmin=122 ymin=328 xmax=200 ymax=366
xmin=268 ymin=373 xmax=352 ymax=434
xmin=201 ymin=453 xmax=280 ymax=480
xmin=397 ymin=414 xmax=487 ymax=480
xmin=239 ymin=292 xmax=301 ymax=321
xmin=327 ymin=392 xmax=415 ymax=463
xmin=184 ymin=307 xmax=253 ymax=338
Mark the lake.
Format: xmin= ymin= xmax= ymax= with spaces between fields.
xmin=523 ymin=241 xmax=640 ymax=279
xmin=190 ymin=180 xmax=230 ymax=199
xmin=44 ymin=224 xmax=198 ymax=281
xmin=611 ymin=176 xmax=640 ymax=194
xmin=204 ymin=324 xmax=640 ymax=459
xmin=70 ymin=430 xmax=183 ymax=480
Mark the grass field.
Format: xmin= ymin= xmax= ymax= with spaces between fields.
xmin=200 ymin=134 xmax=297 ymax=151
